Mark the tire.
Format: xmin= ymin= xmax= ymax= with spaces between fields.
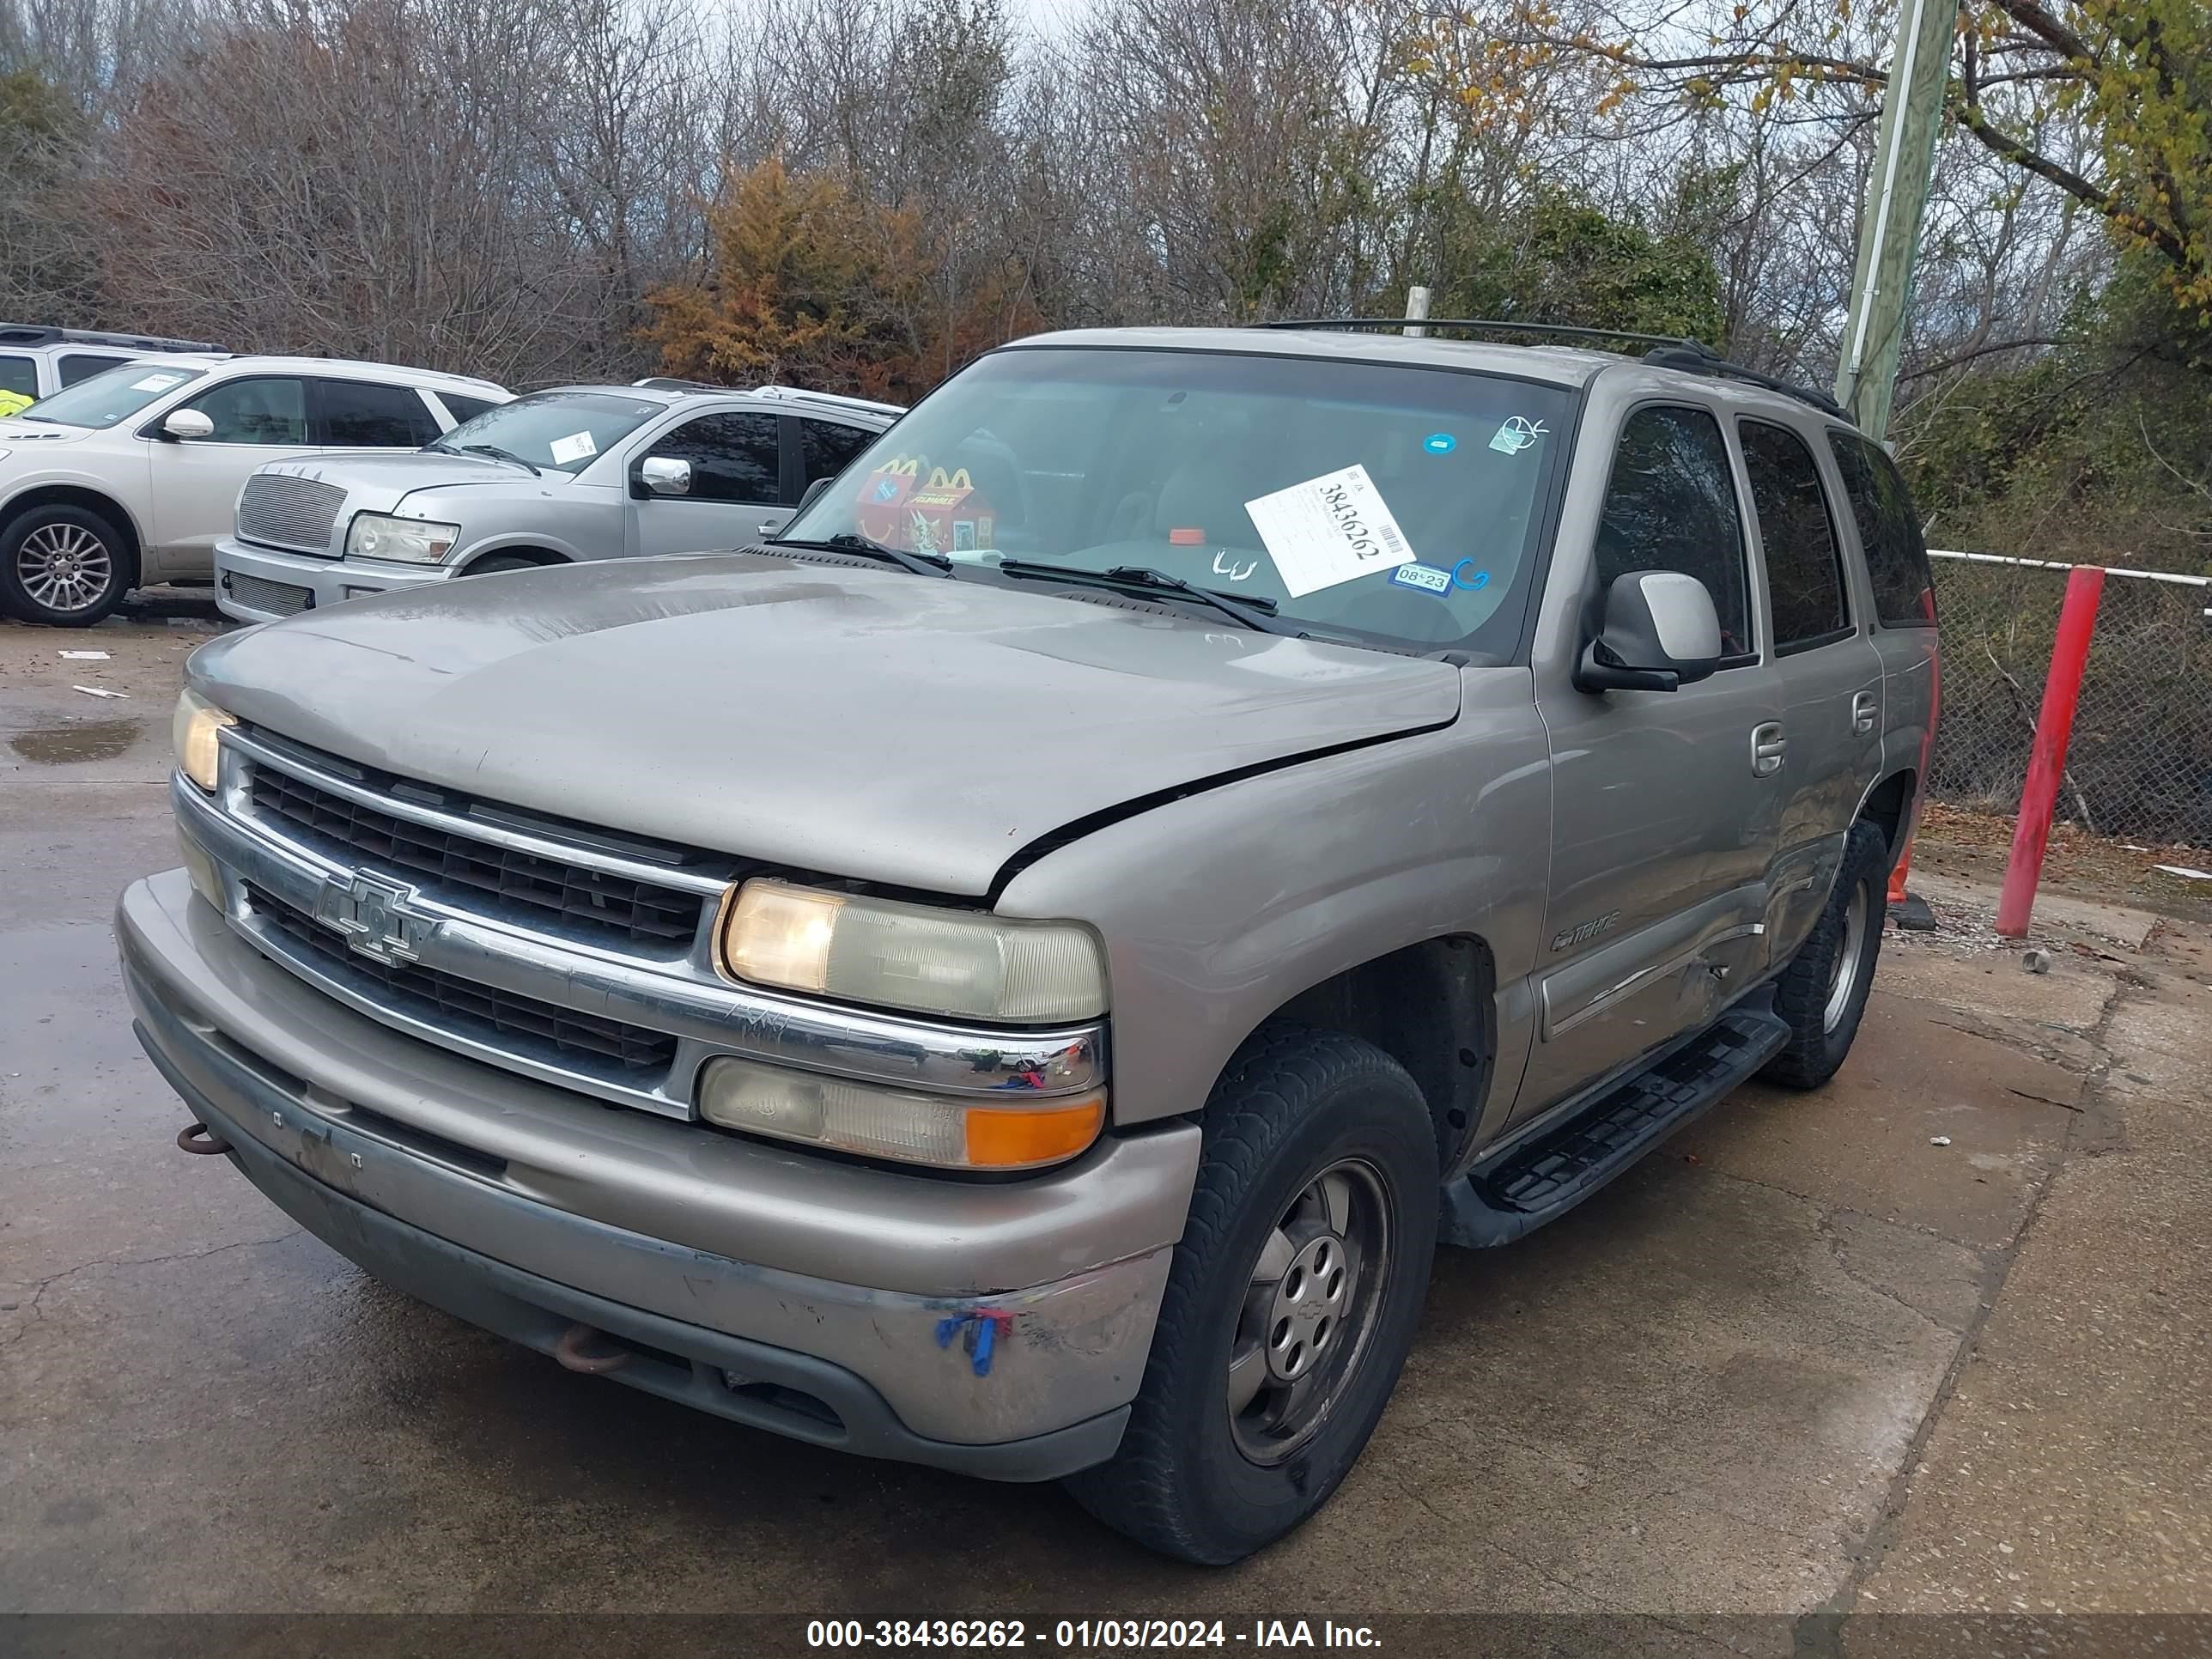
xmin=0 ymin=504 xmax=134 ymax=626
xmin=1065 ymin=1022 xmax=1439 ymax=1564
xmin=1763 ymin=818 xmax=1889 ymax=1089
xmin=465 ymin=555 xmax=543 ymax=575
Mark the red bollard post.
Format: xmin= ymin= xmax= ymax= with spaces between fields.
xmin=1994 ymin=565 xmax=2106 ymax=938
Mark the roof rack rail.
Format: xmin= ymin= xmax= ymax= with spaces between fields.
xmin=1637 ymin=344 xmax=1850 ymax=421
xmin=1255 ymin=316 xmax=1850 ymax=422
xmin=750 ymin=383 xmax=907 ymax=417
xmin=1259 ymin=316 xmax=1706 ymax=353
xmin=0 ymin=322 xmax=224 ymax=352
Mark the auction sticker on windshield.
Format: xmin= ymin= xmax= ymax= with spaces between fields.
xmin=549 ymin=431 xmax=598 ymax=465
xmin=1242 ymin=464 xmax=1413 ymax=598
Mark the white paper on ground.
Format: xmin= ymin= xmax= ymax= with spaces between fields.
xmin=71 ymin=684 xmax=127 ymax=699
xmin=1242 ymin=464 xmax=1414 ymax=598
xmin=58 ymin=650 xmax=110 ymax=660
xmin=2152 ymin=864 xmax=2212 ymax=881
xmin=548 ymin=431 xmax=598 ymax=465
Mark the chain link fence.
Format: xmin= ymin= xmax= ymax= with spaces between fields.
xmin=1928 ymin=552 xmax=2212 ymax=848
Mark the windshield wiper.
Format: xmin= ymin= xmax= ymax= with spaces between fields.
xmin=994 ymin=560 xmax=1286 ymax=634
xmin=453 ymin=441 xmax=541 ymax=476
xmin=770 ymin=532 xmax=952 ymax=579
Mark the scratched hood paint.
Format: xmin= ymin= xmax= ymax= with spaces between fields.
xmin=189 ymin=553 xmax=1463 ymax=894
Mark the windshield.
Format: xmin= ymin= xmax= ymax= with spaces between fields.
xmin=18 ymin=362 xmax=206 ymax=429
xmin=778 ymin=346 xmax=1574 ymax=655
xmin=435 ymin=390 xmax=666 ymax=473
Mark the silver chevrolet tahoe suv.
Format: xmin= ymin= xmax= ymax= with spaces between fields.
xmin=213 ymin=380 xmax=898 ymax=622
xmin=121 ymin=324 xmax=1939 ymax=1565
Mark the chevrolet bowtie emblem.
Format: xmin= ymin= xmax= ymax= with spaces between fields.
xmin=316 ymin=872 xmax=434 ymax=964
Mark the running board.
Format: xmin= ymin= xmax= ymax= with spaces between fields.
xmin=1443 ymin=1002 xmax=1790 ymax=1248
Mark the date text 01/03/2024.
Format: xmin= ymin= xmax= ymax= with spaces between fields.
xmin=804 ymin=1619 xmax=1383 ymax=1649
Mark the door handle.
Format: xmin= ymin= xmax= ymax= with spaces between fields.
xmin=1752 ymin=722 xmax=1787 ymax=777
xmin=757 ymin=520 xmax=782 ymax=540
xmin=1851 ymin=690 xmax=1878 ymax=734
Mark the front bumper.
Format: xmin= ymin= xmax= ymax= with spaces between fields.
xmin=215 ymin=537 xmax=454 ymax=623
xmin=119 ymin=870 xmax=1197 ymax=1479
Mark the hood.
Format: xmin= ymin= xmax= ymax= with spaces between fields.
xmin=259 ymin=451 xmax=574 ymax=509
xmin=190 ymin=554 xmax=1464 ymax=895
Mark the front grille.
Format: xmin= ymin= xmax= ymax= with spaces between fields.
xmin=228 ymin=571 xmax=313 ymax=617
xmin=248 ymin=763 xmax=703 ymax=948
xmin=237 ymin=472 xmax=345 ymax=554
xmin=247 ymin=884 xmax=678 ymax=1077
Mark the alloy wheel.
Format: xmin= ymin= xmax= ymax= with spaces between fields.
xmin=1226 ymin=1158 xmax=1393 ymax=1465
xmin=1823 ymin=880 xmax=1871 ymax=1033
xmin=17 ymin=522 xmax=114 ymax=614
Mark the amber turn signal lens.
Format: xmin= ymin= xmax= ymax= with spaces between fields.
xmin=963 ymin=1097 xmax=1105 ymax=1170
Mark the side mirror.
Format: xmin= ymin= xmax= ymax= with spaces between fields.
xmin=796 ymin=476 xmax=832 ymax=512
xmin=637 ymin=456 xmax=690 ymax=497
xmin=1574 ymin=570 xmax=1723 ymax=694
xmin=161 ymin=408 xmax=215 ymax=442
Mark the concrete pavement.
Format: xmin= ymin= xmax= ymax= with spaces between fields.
xmin=1 ymin=602 xmax=2206 ymax=1636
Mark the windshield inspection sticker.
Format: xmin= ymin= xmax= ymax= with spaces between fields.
xmin=1389 ymin=562 xmax=1454 ymax=594
xmin=1489 ymin=416 xmax=1547 ymax=456
xmin=131 ymin=373 xmax=186 ymax=392
xmin=548 ymin=431 xmax=598 ymax=465
xmin=1423 ymin=432 xmax=1457 ymax=454
xmin=1243 ymin=464 xmax=1414 ymax=598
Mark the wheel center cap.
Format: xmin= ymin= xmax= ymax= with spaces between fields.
xmin=1265 ymin=1232 xmax=1350 ymax=1382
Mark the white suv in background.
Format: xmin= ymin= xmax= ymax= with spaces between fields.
xmin=0 ymin=323 xmax=223 ymax=410
xmin=0 ymin=356 xmax=509 ymax=626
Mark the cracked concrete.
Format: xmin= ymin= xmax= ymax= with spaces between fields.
xmin=2 ymin=605 xmax=2207 ymax=1629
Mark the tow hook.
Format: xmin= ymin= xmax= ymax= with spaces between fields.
xmin=554 ymin=1322 xmax=631 ymax=1375
xmin=176 ymin=1121 xmax=234 ymax=1156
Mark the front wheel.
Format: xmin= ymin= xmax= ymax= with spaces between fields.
xmin=1065 ymin=1024 xmax=1438 ymax=1564
xmin=1 ymin=506 xmax=133 ymax=626
xmin=1763 ymin=818 xmax=1889 ymax=1089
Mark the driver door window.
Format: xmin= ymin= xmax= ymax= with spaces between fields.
xmin=182 ymin=376 xmax=309 ymax=445
xmin=1595 ymin=405 xmax=1754 ymax=661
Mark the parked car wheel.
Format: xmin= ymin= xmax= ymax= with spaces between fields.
xmin=1763 ymin=817 xmax=1890 ymax=1089
xmin=1 ymin=505 xmax=133 ymax=626
xmin=465 ymin=555 xmax=545 ymax=575
xmin=1065 ymin=1022 xmax=1438 ymax=1564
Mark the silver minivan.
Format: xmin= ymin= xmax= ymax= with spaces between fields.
xmin=214 ymin=381 xmax=900 ymax=622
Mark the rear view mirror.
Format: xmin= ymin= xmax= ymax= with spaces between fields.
xmin=161 ymin=408 xmax=215 ymax=441
xmin=1574 ymin=570 xmax=1723 ymax=694
xmin=638 ymin=456 xmax=691 ymax=496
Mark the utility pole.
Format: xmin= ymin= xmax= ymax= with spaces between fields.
xmin=1833 ymin=0 xmax=1961 ymax=441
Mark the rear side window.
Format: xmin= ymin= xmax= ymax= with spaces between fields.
xmin=439 ymin=393 xmax=498 ymax=426
xmin=0 ymin=354 xmax=34 ymax=398
xmin=320 ymin=380 xmax=439 ymax=447
xmin=1741 ymin=419 xmax=1850 ymax=652
xmin=1595 ymin=405 xmax=1753 ymax=658
xmin=799 ymin=418 xmax=875 ymax=486
xmin=1829 ymin=432 xmax=1936 ymax=626
xmin=59 ymin=352 xmax=129 ymax=386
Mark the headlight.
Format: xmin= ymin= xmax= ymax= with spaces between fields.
xmin=346 ymin=512 xmax=461 ymax=563
xmin=172 ymin=687 xmax=234 ymax=791
xmin=720 ymin=880 xmax=1107 ymax=1022
xmin=699 ymin=1057 xmax=1105 ymax=1170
